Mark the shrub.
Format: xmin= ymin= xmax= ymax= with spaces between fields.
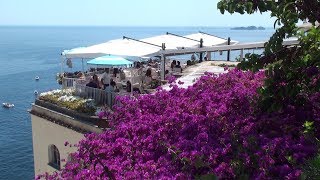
xmin=39 ymin=89 xmax=96 ymax=115
xmin=39 ymin=69 xmax=318 ymax=179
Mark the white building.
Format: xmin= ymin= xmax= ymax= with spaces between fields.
xmin=30 ymin=100 xmax=105 ymax=176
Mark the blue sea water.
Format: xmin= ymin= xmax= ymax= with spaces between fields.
xmin=0 ymin=26 xmax=274 ymax=179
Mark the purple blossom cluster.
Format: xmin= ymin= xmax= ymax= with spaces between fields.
xmin=42 ymin=69 xmax=319 ymax=179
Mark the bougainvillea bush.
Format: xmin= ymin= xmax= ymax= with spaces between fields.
xmin=41 ymin=69 xmax=320 ymax=179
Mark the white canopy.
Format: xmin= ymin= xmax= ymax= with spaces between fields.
xmin=142 ymin=34 xmax=199 ymax=50
xmin=185 ymin=33 xmax=237 ymax=46
xmin=62 ymin=38 xmax=161 ymax=59
xmin=62 ymin=32 xmax=237 ymax=59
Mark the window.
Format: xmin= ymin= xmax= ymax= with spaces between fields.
xmin=48 ymin=144 xmax=60 ymax=170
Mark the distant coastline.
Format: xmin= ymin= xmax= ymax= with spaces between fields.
xmin=231 ymin=26 xmax=265 ymax=30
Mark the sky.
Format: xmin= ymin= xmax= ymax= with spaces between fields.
xmin=0 ymin=0 xmax=276 ymax=27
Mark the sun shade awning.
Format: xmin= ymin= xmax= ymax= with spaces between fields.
xmin=62 ymin=38 xmax=161 ymax=59
xmin=62 ymin=32 xmax=238 ymax=59
xmin=185 ymin=33 xmax=238 ymax=46
xmin=87 ymin=55 xmax=133 ymax=68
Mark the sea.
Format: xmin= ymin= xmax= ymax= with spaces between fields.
xmin=0 ymin=26 xmax=274 ymax=179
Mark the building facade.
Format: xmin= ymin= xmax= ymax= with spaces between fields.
xmin=30 ymin=100 xmax=105 ymax=176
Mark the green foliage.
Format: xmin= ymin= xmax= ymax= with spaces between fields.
xmin=218 ymin=0 xmax=319 ymax=53
xmin=218 ymin=3 xmax=320 ymax=178
xmin=236 ymin=53 xmax=263 ymax=72
xmin=217 ymin=63 xmax=237 ymax=68
xmin=198 ymin=174 xmax=218 ymax=180
xmin=301 ymin=154 xmax=320 ymax=180
xmin=150 ymin=79 xmax=161 ymax=89
xmin=39 ymin=90 xmax=96 ymax=115
xmin=303 ymin=121 xmax=315 ymax=134
xmin=218 ymin=0 xmax=320 ymax=112
xmin=258 ymin=28 xmax=320 ymax=111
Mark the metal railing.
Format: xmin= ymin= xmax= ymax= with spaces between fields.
xmin=62 ymin=77 xmax=89 ymax=89
xmin=74 ymin=84 xmax=117 ymax=107
xmin=62 ymin=77 xmax=77 ymax=89
xmin=62 ymin=77 xmax=134 ymax=107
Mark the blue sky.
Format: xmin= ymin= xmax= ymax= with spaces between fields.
xmin=0 ymin=0 xmax=275 ymax=27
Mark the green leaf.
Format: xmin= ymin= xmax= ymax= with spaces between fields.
xmin=245 ymin=2 xmax=253 ymax=13
xmin=228 ymin=3 xmax=235 ymax=13
xmin=199 ymin=174 xmax=218 ymax=180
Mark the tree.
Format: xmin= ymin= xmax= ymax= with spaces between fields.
xmin=218 ymin=0 xmax=320 ymax=111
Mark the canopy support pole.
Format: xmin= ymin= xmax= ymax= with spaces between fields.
xmin=240 ymin=49 xmax=244 ymax=61
xmin=199 ymin=38 xmax=203 ymax=62
xmin=227 ymin=37 xmax=231 ymax=61
xmin=160 ymin=43 xmax=166 ymax=81
xmin=160 ymin=55 xmax=166 ymax=80
xmin=166 ymin=32 xmax=200 ymax=42
xmin=199 ymin=31 xmax=228 ymax=40
xmin=123 ymin=36 xmax=162 ymax=48
xmin=131 ymin=76 xmax=133 ymax=96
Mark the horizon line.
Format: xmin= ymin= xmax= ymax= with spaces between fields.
xmin=0 ymin=25 xmax=275 ymax=28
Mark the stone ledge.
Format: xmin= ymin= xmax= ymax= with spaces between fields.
xmin=30 ymin=100 xmax=110 ymax=133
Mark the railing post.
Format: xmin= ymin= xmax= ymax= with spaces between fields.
xmin=240 ymin=49 xmax=244 ymax=61
xmin=160 ymin=43 xmax=166 ymax=80
xmin=199 ymin=38 xmax=203 ymax=62
xmin=227 ymin=37 xmax=231 ymax=61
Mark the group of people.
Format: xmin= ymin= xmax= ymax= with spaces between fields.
xmin=85 ymin=69 xmax=139 ymax=93
xmin=86 ymin=70 xmax=119 ymax=92
xmin=83 ymin=60 xmax=165 ymax=94
xmin=170 ymin=60 xmax=182 ymax=69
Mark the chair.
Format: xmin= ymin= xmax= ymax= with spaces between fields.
xmin=173 ymin=67 xmax=182 ymax=73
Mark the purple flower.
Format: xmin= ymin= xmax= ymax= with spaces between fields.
xmin=41 ymin=69 xmax=319 ymax=179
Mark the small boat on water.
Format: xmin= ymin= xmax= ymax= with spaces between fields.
xmin=34 ymin=90 xmax=39 ymax=95
xmin=35 ymin=76 xmax=40 ymax=81
xmin=3 ymin=103 xmax=14 ymax=108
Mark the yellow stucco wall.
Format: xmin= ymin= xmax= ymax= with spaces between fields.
xmin=31 ymin=114 xmax=84 ymax=176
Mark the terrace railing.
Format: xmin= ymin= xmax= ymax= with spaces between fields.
xmin=62 ymin=77 xmax=89 ymax=89
xmin=74 ymin=84 xmax=116 ymax=107
xmin=62 ymin=78 xmax=77 ymax=89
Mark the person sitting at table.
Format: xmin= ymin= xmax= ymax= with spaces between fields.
xmin=175 ymin=61 xmax=181 ymax=68
xmin=126 ymin=80 xmax=141 ymax=93
xmin=110 ymin=78 xmax=115 ymax=86
xmin=120 ymin=69 xmax=126 ymax=80
xmin=136 ymin=62 xmax=141 ymax=68
xmin=153 ymin=62 xmax=159 ymax=68
xmin=77 ymin=72 xmax=85 ymax=79
xmin=171 ymin=60 xmax=176 ymax=70
xmin=101 ymin=69 xmax=110 ymax=89
xmin=113 ymin=68 xmax=119 ymax=77
xmin=146 ymin=68 xmax=152 ymax=77
xmin=110 ymin=79 xmax=119 ymax=92
xmin=99 ymin=78 xmax=105 ymax=90
xmin=147 ymin=58 xmax=152 ymax=65
xmin=191 ymin=54 xmax=196 ymax=61
xmin=86 ymin=78 xmax=98 ymax=88
xmin=92 ymin=74 xmax=102 ymax=88
xmin=144 ymin=68 xmax=152 ymax=85
xmin=126 ymin=80 xmax=132 ymax=92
